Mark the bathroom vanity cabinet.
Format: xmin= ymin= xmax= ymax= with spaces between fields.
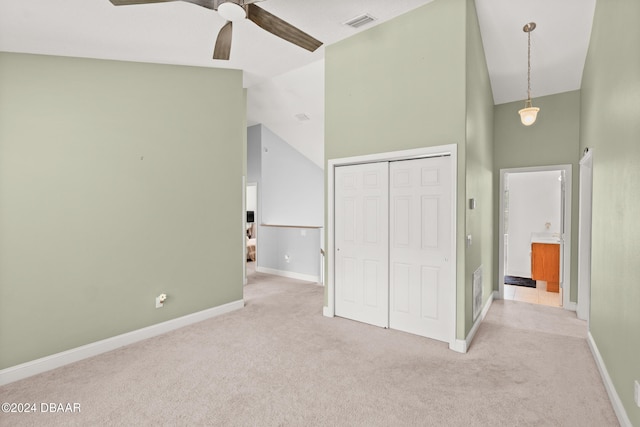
xmin=531 ymin=243 xmax=560 ymax=293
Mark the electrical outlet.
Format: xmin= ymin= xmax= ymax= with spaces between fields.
xmin=635 ymin=380 xmax=639 ymax=407
xmin=155 ymin=293 xmax=167 ymax=309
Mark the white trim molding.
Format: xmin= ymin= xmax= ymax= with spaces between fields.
xmin=451 ymin=292 xmax=494 ymax=353
xmin=0 ymin=299 xmax=244 ymax=386
xmin=577 ymin=149 xmax=593 ymax=323
xmin=498 ymin=164 xmax=574 ymax=311
xmin=255 ymin=266 xmax=320 ymax=283
xmin=587 ymin=332 xmax=632 ymax=427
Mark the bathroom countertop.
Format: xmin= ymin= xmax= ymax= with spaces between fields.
xmin=530 ymin=232 xmax=561 ymax=244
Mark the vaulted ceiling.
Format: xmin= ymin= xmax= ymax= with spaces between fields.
xmin=0 ymin=0 xmax=596 ymax=167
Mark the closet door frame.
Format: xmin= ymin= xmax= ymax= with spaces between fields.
xmin=324 ymin=144 xmax=458 ymax=350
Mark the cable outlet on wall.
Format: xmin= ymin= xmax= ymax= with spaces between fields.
xmin=634 ymin=380 xmax=640 ymax=407
xmin=155 ymin=293 xmax=167 ymax=309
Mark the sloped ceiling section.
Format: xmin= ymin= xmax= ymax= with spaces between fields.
xmin=475 ymin=0 xmax=596 ymax=105
xmin=0 ymin=0 xmax=436 ymax=89
xmin=247 ymin=60 xmax=325 ymax=168
xmin=0 ymin=0 xmax=596 ymax=166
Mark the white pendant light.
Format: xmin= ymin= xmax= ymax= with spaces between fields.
xmin=218 ymin=2 xmax=246 ymax=22
xmin=519 ymin=101 xmax=540 ymax=126
xmin=518 ymin=22 xmax=540 ymax=126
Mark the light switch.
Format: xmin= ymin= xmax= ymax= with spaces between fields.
xmin=466 ymin=234 xmax=472 ymax=247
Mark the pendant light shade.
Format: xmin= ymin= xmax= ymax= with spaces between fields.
xmin=519 ymin=22 xmax=539 ymax=126
xmin=519 ymin=101 xmax=540 ymax=126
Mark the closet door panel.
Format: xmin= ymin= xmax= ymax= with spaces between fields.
xmin=389 ymin=156 xmax=452 ymax=342
xmin=334 ymin=163 xmax=389 ymax=328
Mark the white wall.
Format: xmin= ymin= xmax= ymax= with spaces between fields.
xmin=505 ymin=170 xmax=562 ymax=278
xmin=247 ymin=124 xmax=323 ymax=281
xmin=261 ymin=126 xmax=323 ymax=227
xmin=258 ymin=226 xmax=321 ymax=280
xmin=246 ymin=185 xmax=257 ymax=212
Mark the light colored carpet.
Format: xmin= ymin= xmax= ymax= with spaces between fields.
xmin=0 ymin=268 xmax=618 ymax=426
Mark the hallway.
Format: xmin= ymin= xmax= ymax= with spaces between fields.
xmin=504 ymin=280 xmax=563 ymax=307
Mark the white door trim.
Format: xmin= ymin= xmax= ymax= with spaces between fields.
xmin=325 ymin=144 xmax=458 ymax=348
xmin=577 ymin=149 xmax=593 ymax=322
xmin=498 ymin=165 xmax=573 ymax=310
xmin=242 ymin=176 xmax=247 ymax=286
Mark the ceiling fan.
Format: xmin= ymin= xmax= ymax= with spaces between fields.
xmin=108 ymin=0 xmax=323 ymax=60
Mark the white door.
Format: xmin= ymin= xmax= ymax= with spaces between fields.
xmin=334 ymin=162 xmax=389 ymax=327
xmin=389 ymin=156 xmax=452 ymax=342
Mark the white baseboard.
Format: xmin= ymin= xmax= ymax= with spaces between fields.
xmin=564 ymin=301 xmax=577 ymax=311
xmin=450 ymin=292 xmax=494 ymax=354
xmin=256 ymin=266 xmax=319 ymax=283
xmin=449 ymin=339 xmax=467 ymax=353
xmin=323 ymin=306 xmax=333 ymax=317
xmin=0 ymin=299 xmax=244 ymax=387
xmin=587 ymin=332 xmax=632 ymax=427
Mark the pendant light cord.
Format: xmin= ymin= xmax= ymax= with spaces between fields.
xmin=527 ymin=29 xmax=532 ymax=102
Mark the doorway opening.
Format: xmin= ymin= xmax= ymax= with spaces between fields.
xmin=498 ymin=165 xmax=572 ymax=309
xmin=245 ymin=182 xmax=258 ymax=283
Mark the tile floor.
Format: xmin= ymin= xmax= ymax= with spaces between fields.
xmin=503 ymin=280 xmax=562 ymax=307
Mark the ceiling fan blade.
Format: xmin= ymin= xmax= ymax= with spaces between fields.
xmin=109 ymin=0 xmax=175 ymax=5
xmin=247 ymin=4 xmax=322 ymax=52
xmin=109 ymin=0 xmax=214 ymax=9
xmin=213 ymin=21 xmax=233 ymax=60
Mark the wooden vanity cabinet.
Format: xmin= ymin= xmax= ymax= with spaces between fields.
xmin=531 ymin=243 xmax=560 ymax=293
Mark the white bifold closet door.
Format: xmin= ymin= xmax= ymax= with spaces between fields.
xmin=389 ymin=156 xmax=452 ymax=342
xmin=334 ymin=162 xmax=389 ymax=328
xmin=334 ymin=156 xmax=452 ymax=343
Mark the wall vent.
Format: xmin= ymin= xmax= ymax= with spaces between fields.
xmin=344 ymin=14 xmax=377 ymax=29
xmin=473 ymin=266 xmax=483 ymax=321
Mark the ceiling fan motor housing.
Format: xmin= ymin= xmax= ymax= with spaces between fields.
xmin=217 ymin=2 xmax=247 ymax=21
xmin=214 ymin=0 xmax=260 ymax=11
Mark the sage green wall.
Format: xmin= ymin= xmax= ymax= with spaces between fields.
xmin=325 ymin=0 xmax=495 ymax=339
xmin=580 ymin=0 xmax=640 ymax=423
xmin=0 ymin=53 xmax=245 ymax=369
xmin=465 ymin=0 xmax=494 ymax=332
xmin=325 ymin=0 xmax=466 ymax=160
xmin=493 ymin=91 xmax=581 ymax=301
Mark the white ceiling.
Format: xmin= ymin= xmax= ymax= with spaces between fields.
xmin=0 ymin=0 xmax=596 ymax=168
xmin=476 ymin=0 xmax=596 ymax=105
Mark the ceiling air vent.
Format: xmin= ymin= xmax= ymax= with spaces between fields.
xmin=344 ymin=14 xmax=376 ymax=29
